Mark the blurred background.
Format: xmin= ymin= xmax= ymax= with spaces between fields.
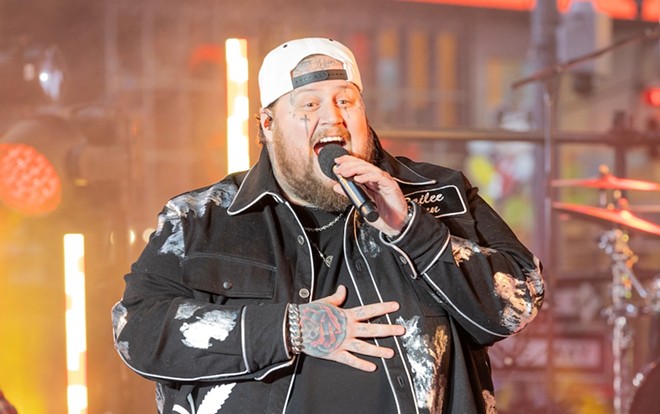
xmin=0 ymin=0 xmax=659 ymax=413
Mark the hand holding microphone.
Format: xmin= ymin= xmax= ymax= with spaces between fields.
xmin=317 ymin=144 xmax=380 ymax=223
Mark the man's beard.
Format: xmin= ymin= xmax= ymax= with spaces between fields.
xmin=270 ymin=127 xmax=376 ymax=213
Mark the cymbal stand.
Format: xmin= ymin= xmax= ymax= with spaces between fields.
xmin=599 ymin=229 xmax=648 ymax=414
xmin=511 ymin=23 xmax=659 ymax=414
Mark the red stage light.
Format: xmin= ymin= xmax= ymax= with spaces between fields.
xmin=0 ymin=113 xmax=131 ymax=217
xmin=0 ymin=142 xmax=62 ymax=216
xmin=643 ymin=87 xmax=660 ymax=107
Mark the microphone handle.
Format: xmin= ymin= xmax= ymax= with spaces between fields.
xmin=358 ymin=200 xmax=379 ymax=223
xmin=335 ymin=174 xmax=380 ymax=223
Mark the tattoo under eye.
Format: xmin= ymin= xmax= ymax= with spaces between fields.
xmin=301 ymin=303 xmax=347 ymax=356
xmin=301 ymin=114 xmax=310 ymax=136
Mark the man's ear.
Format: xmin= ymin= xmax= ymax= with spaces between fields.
xmin=261 ymin=109 xmax=273 ymax=129
xmin=260 ymin=109 xmax=274 ymax=141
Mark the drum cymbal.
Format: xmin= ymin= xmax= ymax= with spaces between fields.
xmin=553 ymin=202 xmax=660 ymax=236
xmin=552 ymin=173 xmax=660 ymax=191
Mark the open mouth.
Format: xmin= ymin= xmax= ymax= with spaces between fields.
xmin=313 ymin=137 xmax=345 ymax=155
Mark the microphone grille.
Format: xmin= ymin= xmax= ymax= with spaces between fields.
xmin=317 ymin=144 xmax=348 ymax=178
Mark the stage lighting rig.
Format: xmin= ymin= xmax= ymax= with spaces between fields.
xmin=0 ymin=108 xmax=132 ymax=217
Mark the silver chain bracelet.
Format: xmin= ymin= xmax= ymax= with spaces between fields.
xmin=385 ymin=201 xmax=414 ymax=242
xmin=287 ymin=303 xmax=304 ymax=355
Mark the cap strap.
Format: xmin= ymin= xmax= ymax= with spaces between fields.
xmin=291 ymin=69 xmax=348 ymax=89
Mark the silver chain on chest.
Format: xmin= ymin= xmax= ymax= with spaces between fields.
xmin=302 ymin=210 xmax=345 ymax=232
xmin=302 ymin=210 xmax=346 ymax=268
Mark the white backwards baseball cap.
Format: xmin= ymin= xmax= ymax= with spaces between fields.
xmin=258 ymin=37 xmax=363 ymax=108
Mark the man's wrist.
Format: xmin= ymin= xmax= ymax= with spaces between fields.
xmin=385 ymin=201 xmax=414 ymax=242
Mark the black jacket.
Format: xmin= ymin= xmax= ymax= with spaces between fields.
xmin=112 ymin=146 xmax=544 ymax=413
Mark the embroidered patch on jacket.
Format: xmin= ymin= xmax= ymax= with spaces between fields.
xmin=175 ymin=302 xmax=205 ymax=320
xmin=396 ymin=315 xmax=447 ymax=411
xmin=156 ymin=383 xmax=165 ymax=414
xmin=111 ymin=302 xmax=132 ymax=361
xmin=198 ymin=384 xmax=236 ymax=414
xmin=405 ymin=185 xmax=467 ymax=217
xmin=450 ymin=236 xmax=496 ymax=265
xmin=156 ymin=182 xmax=238 ymax=257
xmin=179 ymin=310 xmax=238 ymax=349
xmin=482 ymin=389 xmax=497 ymax=414
xmin=112 ymin=302 xmax=128 ymax=337
xmin=494 ymin=271 xmax=532 ymax=333
xmin=171 ymin=384 xmax=236 ymax=414
xmin=494 ymin=259 xmax=544 ymax=334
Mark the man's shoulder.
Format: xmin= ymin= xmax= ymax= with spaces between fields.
xmin=392 ymin=155 xmax=464 ymax=182
xmin=160 ymin=172 xmax=245 ymax=222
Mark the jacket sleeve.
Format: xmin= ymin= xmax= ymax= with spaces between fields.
xmin=111 ymin=205 xmax=293 ymax=384
xmin=382 ymin=174 xmax=544 ymax=346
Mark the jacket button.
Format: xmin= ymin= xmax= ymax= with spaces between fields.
xmin=297 ymin=235 xmax=305 ymax=245
xmin=298 ymin=288 xmax=310 ymax=299
xmin=354 ymin=261 xmax=363 ymax=272
xmin=399 ymin=255 xmax=407 ymax=264
xmin=222 ymin=281 xmax=233 ymax=289
xmin=396 ymin=375 xmax=405 ymax=388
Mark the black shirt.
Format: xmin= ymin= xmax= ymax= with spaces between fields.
xmin=287 ymin=206 xmax=397 ymax=413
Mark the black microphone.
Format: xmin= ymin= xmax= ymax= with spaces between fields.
xmin=317 ymin=144 xmax=379 ymax=222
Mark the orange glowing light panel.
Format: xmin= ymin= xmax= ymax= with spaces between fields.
xmin=225 ymin=38 xmax=250 ymax=173
xmin=398 ymin=0 xmax=659 ymax=21
xmin=64 ymin=233 xmax=88 ymax=414
xmin=0 ymin=143 xmax=62 ymax=215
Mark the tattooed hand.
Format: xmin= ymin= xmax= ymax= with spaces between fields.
xmin=299 ymin=285 xmax=405 ymax=372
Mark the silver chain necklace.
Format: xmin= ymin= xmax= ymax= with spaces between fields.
xmin=302 ymin=210 xmax=345 ymax=232
xmin=302 ymin=210 xmax=345 ymax=268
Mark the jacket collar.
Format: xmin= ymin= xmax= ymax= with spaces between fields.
xmin=228 ymin=138 xmax=435 ymax=215
xmin=227 ymin=146 xmax=284 ymax=215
